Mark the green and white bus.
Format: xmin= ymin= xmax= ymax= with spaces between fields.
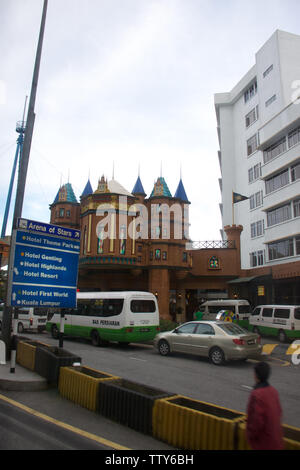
xmin=46 ymin=291 xmax=160 ymax=346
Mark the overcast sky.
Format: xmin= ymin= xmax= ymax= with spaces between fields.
xmin=1 ymin=0 xmax=300 ymax=241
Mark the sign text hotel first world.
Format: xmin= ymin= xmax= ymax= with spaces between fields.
xmin=7 ymin=219 xmax=81 ymax=308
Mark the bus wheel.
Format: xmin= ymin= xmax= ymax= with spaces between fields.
xmin=91 ymin=330 xmax=100 ymax=346
xmin=51 ymin=324 xmax=59 ymax=339
xmin=253 ymin=326 xmax=260 ymax=335
xmin=278 ymin=329 xmax=287 ymax=343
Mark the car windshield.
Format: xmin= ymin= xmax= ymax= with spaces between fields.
xmin=217 ymin=323 xmax=248 ymax=336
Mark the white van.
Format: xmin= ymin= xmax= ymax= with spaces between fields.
xmin=199 ymin=299 xmax=252 ymax=328
xmin=0 ymin=306 xmax=48 ymax=333
xmin=249 ymin=305 xmax=300 ymax=342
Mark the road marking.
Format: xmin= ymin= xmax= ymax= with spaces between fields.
xmin=268 ymin=357 xmax=290 ymax=367
xmin=241 ymin=385 xmax=252 ymax=391
xmin=130 ymin=357 xmax=147 ymax=362
xmin=0 ymin=393 xmax=130 ymax=450
xmin=286 ymin=343 xmax=300 ymax=355
xmin=262 ymin=344 xmax=278 ymax=355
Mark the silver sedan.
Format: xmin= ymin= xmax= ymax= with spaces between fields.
xmin=154 ymin=321 xmax=262 ymax=365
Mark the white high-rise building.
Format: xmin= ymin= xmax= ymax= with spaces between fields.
xmin=215 ymin=30 xmax=300 ymax=273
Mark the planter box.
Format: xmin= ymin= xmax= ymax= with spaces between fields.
xmin=153 ymin=395 xmax=245 ymax=450
xmin=98 ymin=379 xmax=173 ymax=435
xmin=237 ymin=420 xmax=300 ymax=450
xmin=34 ymin=346 xmax=81 ymax=385
xmin=59 ymin=366 xmax=119 ymax=411
xmin=16 ymin=340 xmax=50 ymax=371
xmin=16 ymin=341 xmax=36 ymax=371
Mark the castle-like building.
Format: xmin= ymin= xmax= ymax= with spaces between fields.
xmin=49 ymin=174 xmax=244 ymax=321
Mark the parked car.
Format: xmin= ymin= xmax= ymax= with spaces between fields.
xmin=154 ymin=321 xmax=262 ymax=365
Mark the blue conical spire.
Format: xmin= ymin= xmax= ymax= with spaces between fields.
xmin=132 ymin=175 xmax=146 ymax=196
xmin=81 ymin=179 xmax=93 ymax=197
xmin=174 ymin=179 xmax=189 ymax=203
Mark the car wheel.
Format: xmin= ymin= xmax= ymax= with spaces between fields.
xmin=158 ymin=340 xmax=170 ymax=356
xmin=51 ymin=324 xmax=59 ymax=339
xmin=17 ymin=322 xmax=24 ymax=334
xmin=209 ymin=347 xmax=225 ymax=366
xmin=278 ymin=329 xmax=287 ymax=343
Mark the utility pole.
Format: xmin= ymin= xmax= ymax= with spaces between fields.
xmin=1 ymin=0 xmax=48 ymax=362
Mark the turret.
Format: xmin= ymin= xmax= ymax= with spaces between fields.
xmin=49 ymin=182 xmax=80 ymax=229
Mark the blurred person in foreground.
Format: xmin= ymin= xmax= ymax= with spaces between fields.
xmin=246 ymin=361 xmax=284 ymax=450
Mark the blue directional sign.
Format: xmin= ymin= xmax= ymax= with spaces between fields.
xmin=8 ymin=218 xmax=81 ymax=308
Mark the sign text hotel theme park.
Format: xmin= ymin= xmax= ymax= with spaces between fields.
xmin=8 ymin=219 xmax=80 ymax=308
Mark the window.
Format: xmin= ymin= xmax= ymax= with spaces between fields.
xmin=245 ymin=106 xmax=259 ymax=128
xmin=295 ymin=308 xmax=300 ymax=320
xmin=265 ymin=169 xmax=289 ymax=194
xmin=288 ymin=126 xmax=300 ymax=148
xmin=183 ymin=252 xmax=187 ymax=262
xmin=296 ymin=236 xmax=300 ymax=255
xmin=162 ymin=251 xmax=167 ymax=260
xmin=208 ymin=256 xmax=220 ymax=269
xmin=294 ymin=199 xmax=300 ymax=218
xmin=262 ymin=308 xmax=273 ymax=317
xmin=291 ymin=162 xmax=300 ymax=182
xmin=77 ymin=299 xmax=124 ymax=317
xmin=250 ymin=250 xmax=264 ymax=267
xmin=59 ymin=208 xmax=65 ymax=217
xmin=177 ymin=323 xmax=197 ymax=334
xmin=274 ymin=308 xmax=290 ymax=319
xmin=268 ymin=238 xmax=294 ymax=260
xmin=267 ymin=204 xmax=291 ymax=227
xmin=251 ymin=307 xmax=261 ymax=316
xmin=217 ymin=323 xmax=247 ymax=335
xmin=247 ymin=134 xmax=259 ymax=156
xmin=196 ymin=324 xmax=215 ymax=335
xmin=248 ymin=163 xmax=262 ymax=183
xmin=130 ymin=300 xmax=156 ymax=313
xmin=244 ymin=81 xmax=257 ymax=103
xmin=263 ymin=64 xmax=273 ymax=78
xmin=263 ymin=137 xmax=287 ymax=164
xmin=250 ymin=191 xmax=263 ymax=210
xmin=265 ymin=94 xmax=276 ymax=107
xmin=251 ymin=220 xmax=264 ymax=238
xmin=155 ymin=249 xmax=161 ymax=260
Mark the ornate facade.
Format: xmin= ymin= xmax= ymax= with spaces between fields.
xmin=50 ymin=175 xmax=244 ymax=321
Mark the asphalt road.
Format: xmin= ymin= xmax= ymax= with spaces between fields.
xmin=23 ymin=331 xmax=300 ymax=429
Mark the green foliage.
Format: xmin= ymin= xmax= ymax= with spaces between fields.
xmin=159 ymin=318 xmax=178 ymax=332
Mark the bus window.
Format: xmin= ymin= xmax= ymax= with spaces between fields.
xmin=130 ymin=300 xmax=156 ymax=313
xmin=90 ymin=299 xmax=124 ymax=317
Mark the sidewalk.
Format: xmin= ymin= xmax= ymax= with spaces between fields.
xmin=0 ymin=361 xmax=48 ymax=391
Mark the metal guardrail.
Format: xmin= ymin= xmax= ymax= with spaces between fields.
xmin=186 ymin=240 xmax=236 ymax=250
